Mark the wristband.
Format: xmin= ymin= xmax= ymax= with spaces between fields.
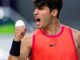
xmin=10 ymin=39 xmax=21 ymax=56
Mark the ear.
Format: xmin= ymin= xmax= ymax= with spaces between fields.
xmin=51 ymin=9 xmax=58 ymax=17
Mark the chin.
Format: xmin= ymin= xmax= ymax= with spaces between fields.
xmin=36 ymin=26 xmax=42 ymax=29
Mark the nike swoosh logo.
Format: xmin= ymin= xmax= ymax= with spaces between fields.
xmin=50 ymin=44 xmax=56 ymax=47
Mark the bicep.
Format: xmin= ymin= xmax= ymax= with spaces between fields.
xmin=78 ymin=32 xmax=80 ymax=48
xmin=20 ymin=36 xmax=31 ymax=60
xmin=20 ymin=44 xmax=30 ymax=60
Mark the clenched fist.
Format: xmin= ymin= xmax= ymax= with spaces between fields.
xmin=14 ymin=20 xmax=26 ymax=41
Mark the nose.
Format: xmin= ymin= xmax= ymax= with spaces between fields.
xmin=34 ymin=8 xmax=39 ymax=15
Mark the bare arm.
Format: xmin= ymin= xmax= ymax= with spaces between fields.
xmin=71 ymin=28 xmax=80 ymax=60
xmin=8 ymin=26 xmax=27 ymax=60
xmin=76 ymin=31 xmax=80 ymax=60
xmin=77 ymin=32 xmax=80 ymax=48
xmin=8 ymin=55 xmax=19 ymax=60
xmin=8 ymin=35 xmax=32 ymax=60
xmin=20 ymin=35 xmax=32 ymax=60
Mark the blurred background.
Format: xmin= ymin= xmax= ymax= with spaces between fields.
xmin=0 ymin=0 xmax=80 ymax=60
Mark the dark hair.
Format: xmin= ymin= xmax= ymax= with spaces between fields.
xmin=33 ymin=0 xmax=63 ymax=18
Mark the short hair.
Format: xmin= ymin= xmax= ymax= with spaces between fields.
xmin=33 ymin=0 xmax=63 ymax=18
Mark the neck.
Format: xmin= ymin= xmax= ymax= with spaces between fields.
xmin=42 ymin=18 xmax=61 ymax=35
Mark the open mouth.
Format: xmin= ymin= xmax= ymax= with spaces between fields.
xmin=35 ymin=18 xmax=41 ymax=26
xmin=36 ymin=18 xmax=40 ymax=22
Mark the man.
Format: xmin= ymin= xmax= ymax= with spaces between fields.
xmin=8 ymin=0 xmax=80 ymax=60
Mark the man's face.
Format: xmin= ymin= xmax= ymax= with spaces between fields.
xmin=34 ymin=6 xmax=54 ymax=29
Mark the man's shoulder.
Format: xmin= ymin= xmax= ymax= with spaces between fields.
xmin=68 ymin=27 xmax=80 ymax=48
xmin=22 ymin=33 xmax=34 ymax=40
xmin=63 ymin=25 xmax=80 ymax=39
xmin=21 ymin=33 xmax=34 ymax=48
xmin=22 ymin=29 xmax=39 ymax=41
xmin=70 ymin=27 xmax=80 ymax=35
xmin=72 ymin=28 xmax=80 ymax=40
xmin=63 ymin=25 xmax=80 ymax=34
xmin=22 ymin=29 xmax=41 ymax=41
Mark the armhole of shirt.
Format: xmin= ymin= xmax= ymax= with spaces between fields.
xmin=32 ymin=33 xmax=35 ymax=50
xmin=31 ymin=33 xmax=35 ymax=59
xmin=69 ymin=28 xmax=78 ymax=60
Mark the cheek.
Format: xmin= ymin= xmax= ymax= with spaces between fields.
xmin=40 ymin=10 xmax=50 ymax=16
xmin=44 ymin=15 xmax=53 ymax=24
xmin=41 ymin=16 xmax=51 ymax=26
xmin=41 ymin=13 xmax=50 ymax=20
xmin=40 ymin=12 xmax=52 ymax=24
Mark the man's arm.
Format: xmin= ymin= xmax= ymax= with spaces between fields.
xmin=20 ymin=35 xmax=32 ymax=60
xmin=71 ymin=28 xmax=80 ymax=60
xmin=77 ymin=31 xmax=80 ymax=47
xmin=8 ymin=55 xmax=19 ymax=60
xmin=8 ymin=24 xmax=31 ymax=60
xmin=76 ymin=31 xmax=80 ymax=60
xmin=8 ymin=38 xmax=21 ymax=60
xmin=8 ymin=35 xmax=32 ymax=60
